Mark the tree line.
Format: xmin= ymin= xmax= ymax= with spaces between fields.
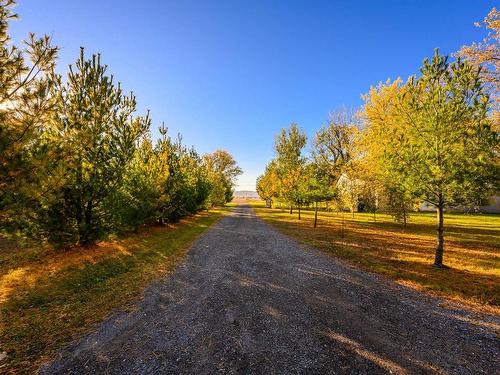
xmin=0 ymin=0 xmax=241 ymax=246
xmin=257 ymin=8 xmax=499 ymax=268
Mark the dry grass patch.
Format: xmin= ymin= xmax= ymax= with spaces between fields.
xmin=0 ymin=207 xmax=229 ymax=374
xmin=252 ymin=202 xmax=499 ymax=309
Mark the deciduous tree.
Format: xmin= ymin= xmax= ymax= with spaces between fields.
xmin=457 ymin=7 xmax=499 ymax=123
xmin=363 ymin=50 xmax=498 ymax=267
xmin=313 ymin=108 xmax=360 ymax=183
xmin=275 ymin=123 xmax=307 ymax=214
xmin=303 ymin=161 xmax=336 ymax=228
xmin=256 ymin=160 xmax=280 ymax=207
xmin=204 ymin=150 xmax=242 ymax=206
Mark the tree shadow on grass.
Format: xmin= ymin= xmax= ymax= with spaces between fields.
xmin=264 ymin=213 xmax=499 ymax=307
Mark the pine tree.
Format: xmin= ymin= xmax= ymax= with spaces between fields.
xmin=108 ymin=129 xmax=167 ymax=232
xmin=0 ymin=0 xmax=58 ymax=235
xmin=49 ymin=48 xmax=149 ymax=245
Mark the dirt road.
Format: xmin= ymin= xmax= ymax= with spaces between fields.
xmin=40 ymin=205 xmax=499 ymax=374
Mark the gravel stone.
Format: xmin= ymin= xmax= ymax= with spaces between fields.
xmin=39 ymin=205 xmax=500 ymax=374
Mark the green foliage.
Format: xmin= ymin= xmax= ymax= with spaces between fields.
xmin=274 ymin=123 xmax=307 ymax=208
xmin=0 ymin=0 xmax=58 ymax=236
xmin=0 ymin=3 xmax=240 ymax=246
xmin=107 ymin=125 xmax=213 ymax=230
xmin=162 ymin=139 xmax=212 ymax=221
xmin=305 ymin=162 xmax=336 ymax=204
xmin=313 ymin=108 xmax=359 ymax=182
xmin=385 ymin=185 xmax=417 ymax=226
xmin=311 ymin=109 xmax=362 ymax=214
xmin=396 ymin=50 xmax=497 ymax=208
xmin=363 ymin=49 xmax=499 ymax=266
xmin=259 ymin=48 xmax=498 ymax=267
xmin=204 ymin=150 xmax=242 ymax=206
xmin=45 ymin=49 xmax=150 ymax=245
xmin=107 ymin=133 xmax=165 ymax=232
xmin=256 ymin=160 xmax=280 ymax=207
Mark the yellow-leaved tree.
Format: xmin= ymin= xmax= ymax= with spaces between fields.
xmin=363 ymin=51 xmax=498 ymax=268
xmin=457 ymin=7 xmax=499 ymax=124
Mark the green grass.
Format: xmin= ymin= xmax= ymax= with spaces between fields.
xmin=251 ymin=201 xmax=500 ymax=310
xmin=0 ymin=207 xmax=229 ymax=374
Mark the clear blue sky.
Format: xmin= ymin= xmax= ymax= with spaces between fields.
xmin=10 ymin=1 xmax=496 ymax=190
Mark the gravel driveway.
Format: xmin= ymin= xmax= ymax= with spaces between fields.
xmin=40 ymin=205 xmax=499 ymax=374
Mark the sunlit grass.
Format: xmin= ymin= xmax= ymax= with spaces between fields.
xmin=251 ymin=201 xmax=499 ymax=309
xmin=0 ymin=207 xmax=229 ymax=374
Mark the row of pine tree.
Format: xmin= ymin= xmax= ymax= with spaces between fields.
xmin=0 ymin=1 xmax=241 ymax=246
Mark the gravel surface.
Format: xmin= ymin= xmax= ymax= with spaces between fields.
xmin=40 ymin=205 xmax=500 ymax=374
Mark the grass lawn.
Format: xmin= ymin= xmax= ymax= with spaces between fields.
xmin=0 ymin=207 xmax=229 ymax=374
xmin=251 ymin=201 xmax=500 ymax=310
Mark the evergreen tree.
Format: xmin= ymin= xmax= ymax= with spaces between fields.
xmin=0 ymin=0 xmax=58 ymax=236
xmin=48 ymin=49 xmax=149 ymax=245
xmin=107 ymin=130 xmax=167 ymax=232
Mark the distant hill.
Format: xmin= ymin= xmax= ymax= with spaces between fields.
xmin=233 ymin=190 xmax=260 ymax=199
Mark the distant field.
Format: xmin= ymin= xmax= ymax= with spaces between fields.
xmin=233 ymin=190 xmax=260 ymax=199
xmin=251 ymin=201 xmax=500 ymax=309
xmin=0 ymin=207 xmax=228 ymax=374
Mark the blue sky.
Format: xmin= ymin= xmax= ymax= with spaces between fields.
xmin=10 ymin=0 xmax=495 ymax=190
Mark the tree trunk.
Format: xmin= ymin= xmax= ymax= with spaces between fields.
xmin=75 ymin=161 xmax=85 ymax=244
xmin=341 ymin=210 xmax=345 ymax=238
xmin=298 ymin=205 xmax=301 ymax=220
xmin=289 ymin=205 xmax=293 ymax=215
xmin=403 ymin=205 xmax=407 ymax=227
xmin=80 ymin=198 xmax=93 ymax=245
xmin=434 ymin=202 xmax=445 ymax=267
xmin=314 ymin=201 xmax=318 ymax=228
